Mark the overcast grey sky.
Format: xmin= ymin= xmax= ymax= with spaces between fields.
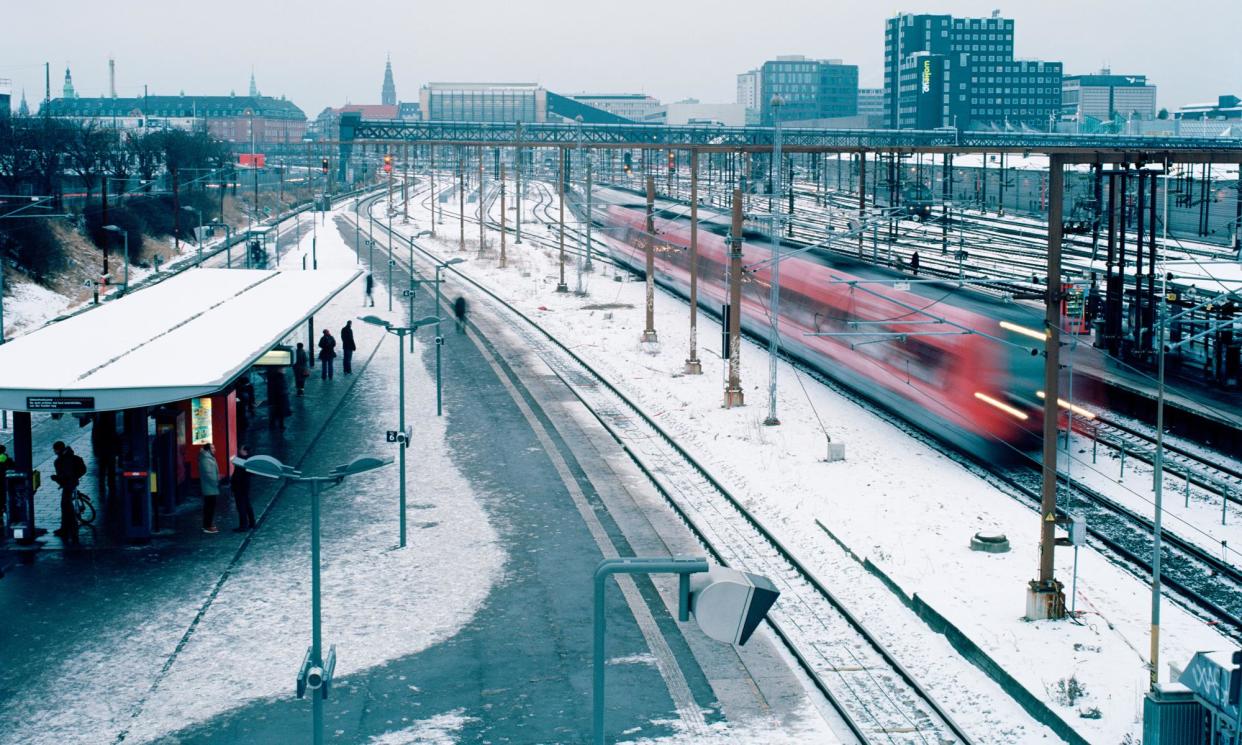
xmin=3 ymin=0 xmax=1239 ymax=116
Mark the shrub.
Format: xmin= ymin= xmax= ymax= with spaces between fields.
xmin=84 ymin=204 xmax=146 ymax=263
xmin=0 ymin=219 xmax=68 ymax=280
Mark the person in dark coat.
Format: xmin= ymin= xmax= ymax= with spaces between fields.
xmin=293 ymin=343 xmax=310 ymax=395
xmin=365 ymin=273 xmax=375 ymax=307
xmin=51 ymin=441 xmax=83 ymax=545
xmin=910 ymin=251 xmax=920 ymax=276
xmin=318 ymin=329 xmax=337 ymax=380
xmin=0 ymin=444 xmax=12 ymax=521
xmin=231 ymin=444 xmax=256 ymax=532
xmin=453 ymin=297 xmax=468 ymax=333
xmin=341 ymin=321 xmax=357 ymax=375
xmin=266 ymin=366 xmax=290 ymax=430
xmin=198 ymin=444 xmax=220 ymax=534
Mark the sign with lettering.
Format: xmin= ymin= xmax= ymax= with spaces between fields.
xmin=191 ymin=397 xmax=213 ymax=445
xmin=26 ymin=396 xmax=95 ymax=411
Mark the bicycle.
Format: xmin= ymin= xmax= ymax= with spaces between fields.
xmin=72 ymin=489 xmax=96 ymax=526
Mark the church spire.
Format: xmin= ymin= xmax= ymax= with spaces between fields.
xmin=62 ymin=66 xmax=76 ymax=99
xmin=18 ymin=89 xmax=29 ymax=116
xmin=249 ymin=68 xmax=259 ymax=97
xmin=381 ymin=55 xmax=397 ymax=106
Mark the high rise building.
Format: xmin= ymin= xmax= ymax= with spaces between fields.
xmin=759 ymin=56 xmax=858 ymax=125
xmin=883 ymin=12 xmax=1062 ymax=130
xmin=736 ymin=69 xmax=761 ymax=111
xmin=381 ymin=56 xmax=397 ymax=107
xmin=1062 ymin=70 xmax=1157 ymax=123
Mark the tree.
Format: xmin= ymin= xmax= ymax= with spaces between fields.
xmin=66 ymin=119 xmax=111 ymax=207
xmin=1157 ymin=108 xmax=1170 ymax=120
xmin=128 ymin=131 xmax=162 ymax=192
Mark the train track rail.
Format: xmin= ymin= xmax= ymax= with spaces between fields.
xmin=360 ymin=191 xmax=978 ymax=744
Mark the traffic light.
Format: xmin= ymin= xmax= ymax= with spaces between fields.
xmin=667 ymin=150 xmax=676 ymax=173
xmin=383 ymin=154 xmax=393 ymax=173
xmin=320 ymin=157 xmax=329 ymax=174
xmin=623 ymin=151 xmax=633 ymax=176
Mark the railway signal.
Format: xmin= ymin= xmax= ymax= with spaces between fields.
xmin=383 ymin=154 xmax=393 ymax=173
xmin=320 ymin=158 xmax=329 ymax=174
xmin=623 ymin=151 xmax=633 ymax=176
xmin=667 ymin=150 xmax=676 ymax=173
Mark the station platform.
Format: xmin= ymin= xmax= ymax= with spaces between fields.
xmin=0 ymin=204 xmax=832 ymax=744
xmin=1066 ymin=336 xmax=1242 ymax=453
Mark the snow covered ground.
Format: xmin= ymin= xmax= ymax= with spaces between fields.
xmin=378 ymin=181 xmax=1236 ymax=744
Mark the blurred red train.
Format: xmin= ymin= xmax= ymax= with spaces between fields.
xmin=590 ymin=187 xmax=1049 ymax=458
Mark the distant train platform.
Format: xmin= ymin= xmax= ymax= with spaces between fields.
xmin=1068 ymin=339 xmax=1242 ymax=449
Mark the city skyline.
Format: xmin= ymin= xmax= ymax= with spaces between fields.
xmin=2 ymin=0 xmax=1239 ymax=117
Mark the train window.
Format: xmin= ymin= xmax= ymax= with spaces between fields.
xmin=900 ymin=337 xmax=951 ymax=388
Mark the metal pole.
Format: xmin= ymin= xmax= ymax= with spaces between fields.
xmin=858 ymin=152 xmax=866 ymax=257
xmin=1031 ymin=154 xmax=1066 ymax=620
xmin=123 ymin=231 xmax=129 ymax=293
xmin=686 ymin=150 xmax=702 ymax=375
xmin=403 ymin=144 xmax=409 ymax=223
xmin=585 ymin=153 xmax=593 ymax=271
xmin=764 ymin=104 xmax=783 ymax=427
xmin=515 ymin=124 xmax=523 ymax=245
xmin=642 ymin=175 xmax=657 ymax=341
xmin=310 ymin=478 xmax=324 ymax=745
xmin=725 ymin=189 xmax=745 ymax=407
xmin=397 ymin=333 xmax=407 ymax=548
xmin=556 ymin=148 xmax=568 ymax=292
xmin=408 ymin=240 xmax=415 ymax=352
xmin=430 ymin=147 xmax=437 ymax=237
xmin=435 ymin=265 xmax=444 ymax=417
xmin=1150 ymin=163 xmax=1170 ymax=690
xmin=476 ymin=147 xmax=485 ymax=254
xmin=458 ymin=151 xmax=465 ymax=252
xmin=500 ymin=162 xmax=507 ymax=268
xmin=388 ymin=192 xmax=394 ymax=312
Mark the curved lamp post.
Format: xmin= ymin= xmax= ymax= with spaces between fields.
xmin=359 ymin=314 xmax=440 ymax=548
xmin=231 ymin=453 xmax=392 ymax=745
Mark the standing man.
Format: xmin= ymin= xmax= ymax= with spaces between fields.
xmin=266 ymin=366 xmax=290 ymax=430
xmin=198 ymin=444 xmax=220 ymax=534
xmin=51 ymin=441 xmax=84 ymax=546
xmin=0 ymin=444 xmax=12 ymax=522
xmin=318 ymin=328 xmax=337 ymax=380
xmin=293 ymin=342 xmax=310 ymax=395
xmin=365 ymin=273 xmax=375 ymax=307
xmin=910 ymin=251 xmax=921 ymax=276
xmin=341 ymin=321 xmax=356 ymax=375
xmin=231 ymin=444 xmax=256 ymax=532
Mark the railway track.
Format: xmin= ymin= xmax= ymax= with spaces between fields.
xmin=360 ymin=191 xmax=979 ymax=744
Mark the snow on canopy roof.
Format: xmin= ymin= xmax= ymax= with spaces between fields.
xmin=0 ymin=268 xmax=359 ymax=412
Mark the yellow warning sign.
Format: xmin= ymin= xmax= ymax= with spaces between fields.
xmin=1045 ymin=513 xmax=1056 ymax=522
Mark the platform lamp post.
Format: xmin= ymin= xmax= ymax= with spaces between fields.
xmin=102 ymin=225 xmax=129 ymax=295
xmin=359 ymin=314 xmax=440 ymax=549
xmin=202 ymin=222 xmax=234 ymax=268
xmin=405 ymin=231 xmax=433 ymax=351
xmin=230 ymin=453 xmax=392 ymax=745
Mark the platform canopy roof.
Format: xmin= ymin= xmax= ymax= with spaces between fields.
xmin=0 ymin=268 xmax=359 ymax=412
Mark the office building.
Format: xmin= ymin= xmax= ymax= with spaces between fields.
xmin=759 ymin=56 xmax=858 ymax=125
xmin=568 ymin=93 xmax=662 ymax=123
xmin=42 ymin=93 xmax=307 ymax=144
xmin=664 ymin=101 xmax=746 ymax=127
xmin=736 ymin=69 xmax=761 ymax=112
xmin=1062 ymin=70 xmax=1157 ymax=122
xmin=420 ymin=83 xmax=545 ymax=123
xmin=884 ymin=12 xmax=1062 ymax=130
xmin=0 ymin=79 xmax=10 ymax=119
xmin=1177 ymin=95 xmax=1241 ymax=121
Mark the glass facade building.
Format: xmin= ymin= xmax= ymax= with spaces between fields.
xmin=884 ymin=13 xmax=1062 ymax=130
xmin=759 ymin=56 xmax=858 ymax=125
xmin=419 ymin=83 xmax=544 ymax=123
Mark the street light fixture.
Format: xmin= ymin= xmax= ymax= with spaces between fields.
xmin=230 ymin=452 xmax=392 ymax=745
xmin=359 ymin=314 xmax=440 ymax=548
xmin=591 ymin=558 xmax=780 ymax=745
xmin=102 ymin=225 xmax=130 ymax=295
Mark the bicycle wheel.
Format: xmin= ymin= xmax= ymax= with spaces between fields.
xmin=74 ymin=492 xmax=96 ymax=525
